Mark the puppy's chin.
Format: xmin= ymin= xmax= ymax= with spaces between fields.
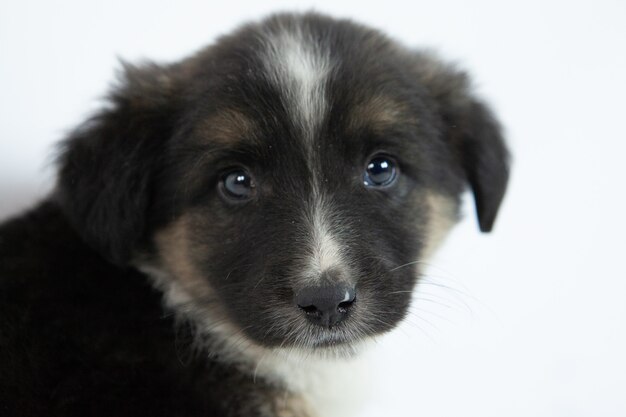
xmin=199 ymin=311 xmax=371 ymax=364
xmin=262 ymin=328 xmax=375 ymax=362
xmin=279 ymin=326 xmax=368 ymax=356
xmin=303 ymin=335 xmax=371 ymax=360
xmin=309 ymin=332 xmax=353 ymax=348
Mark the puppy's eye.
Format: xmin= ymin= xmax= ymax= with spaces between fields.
xmin=363 ymin=155 xmax=398 ymax=187
xmin=220 ymin=169 xmax=255 ymax=200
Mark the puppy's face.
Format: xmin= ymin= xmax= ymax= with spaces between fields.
xmin=57 ymin=14 xmax=509 ymax=355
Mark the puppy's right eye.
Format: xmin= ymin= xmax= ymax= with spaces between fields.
xmin=220 ymin=169 xmax=255 ymax=201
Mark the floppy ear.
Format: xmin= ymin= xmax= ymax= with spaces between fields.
xmin=56 ymin=62 xmax=181 ymax=266
xmin=414 ymin=52 xmax=511 ymax=232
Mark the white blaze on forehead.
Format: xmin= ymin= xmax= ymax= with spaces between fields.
xmin=260 ymin=24 xmax=331 ymax=141
xmin=260 ymin=24 xmax=343 ymax=279
xmin=308 ymin=199 xmax=345 ymax=279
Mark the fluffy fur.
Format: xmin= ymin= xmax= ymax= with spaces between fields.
xmin=0 ymin=12 xmax=509 ymax=417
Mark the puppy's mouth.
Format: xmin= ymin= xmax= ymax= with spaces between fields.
xmin=308 ymin=331 xmax=354 ymax=348
xmin=283 ymin=326 xmax=367 ymax=359
xmin=258 ymin=287 xmax=396 ymax=352
xmin=288 ymin=311 xmax=370 ymax=352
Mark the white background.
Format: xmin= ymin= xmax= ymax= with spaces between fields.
xmin=1 ymin=1 xmax=625 ymax=416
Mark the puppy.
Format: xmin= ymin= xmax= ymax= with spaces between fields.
xmin=0 ymin=12 xmax=509 ymax=417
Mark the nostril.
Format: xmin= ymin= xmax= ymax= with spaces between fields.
xmin=299 ymin=304 xmax=320 ymax=316
xmin=337 ymin=297 xmax=355 ymax=313
xmin=337 ymin=288 xmax=356 ymax=312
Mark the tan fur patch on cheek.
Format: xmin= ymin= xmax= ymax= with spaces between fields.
xmin=421 ymin=191 xmax=459 ymax=260
xmin=272 ymin=394 xmax=316 ymax=417
xmin=153 ymin=213 xmax=214 ymax=301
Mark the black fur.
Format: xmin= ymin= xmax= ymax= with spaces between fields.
xmin=56 ymin=63 xmax=183 ymax=266
xmin=0 ymin=12 xmax=509 ymax=416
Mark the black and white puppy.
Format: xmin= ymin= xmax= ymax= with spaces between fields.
xmin=0 ymin=12 xmax=509 ymax=417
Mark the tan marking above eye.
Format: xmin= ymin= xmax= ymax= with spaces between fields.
xmin=194 ymin=109 xmax=257 ymax=145
xmin=346 ymin=95 xmax=414 ymax=134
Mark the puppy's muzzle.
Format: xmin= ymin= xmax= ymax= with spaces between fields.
xmin=296 ymin=285 xmax=356 ymax=327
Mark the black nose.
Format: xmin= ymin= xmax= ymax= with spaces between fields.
xmin=295 ymin=285 xmax=356 ymax=327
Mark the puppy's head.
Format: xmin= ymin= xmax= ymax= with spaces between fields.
xmin=57 ymin=13 xmax=509 ymax=356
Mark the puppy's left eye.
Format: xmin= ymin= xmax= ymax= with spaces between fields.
xmin=363 ymin=155 xmax=398 ymax=187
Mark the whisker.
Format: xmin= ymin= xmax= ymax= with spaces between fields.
xmin=388 ymin=260 xmax=424 ymax=273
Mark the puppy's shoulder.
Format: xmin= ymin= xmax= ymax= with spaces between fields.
xmin=0 ymin=201 xmax=306 ymax=417
xmin=0 ymin=203 xmax=187 ymax=413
